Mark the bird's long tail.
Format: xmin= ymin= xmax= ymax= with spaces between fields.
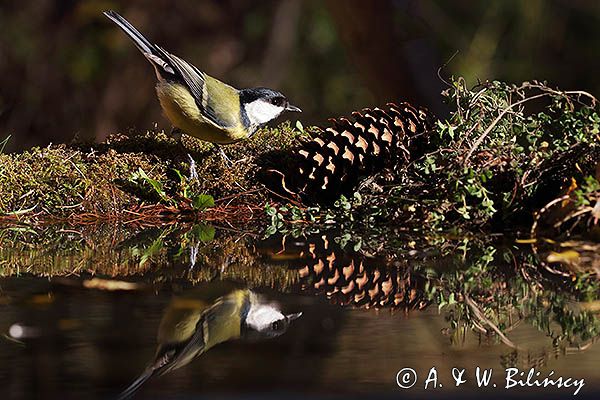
xmin=103 ymin=10 xmax=157 ymax=56
xmin=116 ymin=367 xmax=155 ymax=400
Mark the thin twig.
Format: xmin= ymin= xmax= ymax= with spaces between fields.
xmin=465 ymin=92 xmax=550 ymax=163
xmin=463 ymin=293 xmax=523 ymax=350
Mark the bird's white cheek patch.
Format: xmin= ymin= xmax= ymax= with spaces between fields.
xmin=245 ymin=100 xmax=284 ymax=126
xmin=246 ymin=304 xmax=285 ymax=331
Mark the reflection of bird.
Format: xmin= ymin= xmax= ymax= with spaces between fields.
xmin=104 ymin=11 xmax=301 ymax=147
xmin=118 ymin=281 xmax=301 ymax=399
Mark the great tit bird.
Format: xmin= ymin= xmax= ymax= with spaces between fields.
xmin=104 ymin=10 xmax=301 ymax=146
xmin=118 ymin=281 xmax=302 ymax=399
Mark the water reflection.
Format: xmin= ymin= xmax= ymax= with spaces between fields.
xmin=0 ymin=223 xmax=599 ymax=398
xmin=257 ymin=234 xmax=431 ymax=310
xmin=118 ymin=281 xmax=301 ymax=399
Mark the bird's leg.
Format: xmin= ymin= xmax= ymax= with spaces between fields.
xmin=189 ymin=241 xmax=200 ymax=270
xmin=170 ymin=127 xmax=190 ymax=160
xmin=213 ymin=146 xmax=247 ymax=191
xmin=187 ymin=154 xmax=199 ymax=182
xmin=215 ymin=144 xmax=234 ymax=167
xmin=168 ymin=126 xmax=183 ymax=142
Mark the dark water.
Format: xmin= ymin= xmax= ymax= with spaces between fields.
xmin=0 ymin=224 xmax=598 ymax=399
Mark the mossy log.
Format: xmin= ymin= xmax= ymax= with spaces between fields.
xmin=1 ymin=81 xmax=599 ymax=234
xmin=0 ymin=124 xmax=301 ymax=222
xmin=0 ymin=101 xmax=434 ymax=221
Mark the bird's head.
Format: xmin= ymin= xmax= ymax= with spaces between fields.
xmin=243 ymin=301 xmax=302 ymax=340
xmin=240 ymin=87 xmax=301 ymax=128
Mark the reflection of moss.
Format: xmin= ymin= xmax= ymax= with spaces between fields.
xmin=1 ymin=223 xmax=599 ymax=356
xmin=423 ymin=243 xmax=600 ymax=365
xmin=0 ymin=224 xmax=164 ymax=277
xmin=0 ymin=223 xmax=299 ymax=290
xmin=0 ymin=123 xmax=301 ymax=219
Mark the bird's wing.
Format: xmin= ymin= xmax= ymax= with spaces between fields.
xmin=104 ymin=11 xmax=240 ymax=130
xmin=155 ymin=47 xmax=239 ymax=129
xmin=118 ymin=290 xmax=246 ymax=399
xmin=167 ymin=294 xmax=243 ymax=372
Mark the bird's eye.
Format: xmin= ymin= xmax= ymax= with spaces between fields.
xmin=271 ymin=97 xmax=286 ymax=107
xmin=272 ymin=320 xmax=284 ymax=330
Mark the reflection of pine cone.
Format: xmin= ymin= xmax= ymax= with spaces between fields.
xmin=262 ymin=102 xmax=433 ymax=202
xmin=294 ymin=257 xmax=429 ymax=311
xmin=267 ymin=235 xmax=430 ymax=311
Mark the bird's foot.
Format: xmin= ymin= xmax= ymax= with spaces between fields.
xmin=215 ymin=145 xmax=234 ymax=167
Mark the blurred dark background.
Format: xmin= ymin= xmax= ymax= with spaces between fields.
xmin=0 ymin=0 xmax=599 ymax=151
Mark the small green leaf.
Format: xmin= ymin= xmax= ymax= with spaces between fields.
xmin=190 ymin=223 xmax=216 ymax=243
xmin=192 ymin=194 xmax=215 ymax=210
xmin=265 ymin=204 xmax=277 ymax=216
xmin=136 ymin=167 xmax=169 ymax=202
xmin=448 ymin=292 xmax=456 ymax=305
xmin=173 ymin=168 xmax=184 ymax=182
xmin=265 ymin=225 xmax=277 ymax=237
xmin=139 ymin=237 xmax=164 ymax=266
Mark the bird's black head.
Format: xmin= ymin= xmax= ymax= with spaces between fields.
xmin=239 ymin=87 xmax=301 ymax=128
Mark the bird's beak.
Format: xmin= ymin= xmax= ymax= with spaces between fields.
xmin=286 ymin=104 xmax=302 ymax=112
xmin=285 ymin=312 xmax=303 ymax=322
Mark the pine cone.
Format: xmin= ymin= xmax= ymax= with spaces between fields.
xmin=260 ymin=102 xmax=434 ymax=202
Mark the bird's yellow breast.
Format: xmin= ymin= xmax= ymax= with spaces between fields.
xmin=155 ymin=82 xmax=247 ymax=144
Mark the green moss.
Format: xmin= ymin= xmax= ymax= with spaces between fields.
xmin=0 ymin=122 xmax=302 ymax=218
